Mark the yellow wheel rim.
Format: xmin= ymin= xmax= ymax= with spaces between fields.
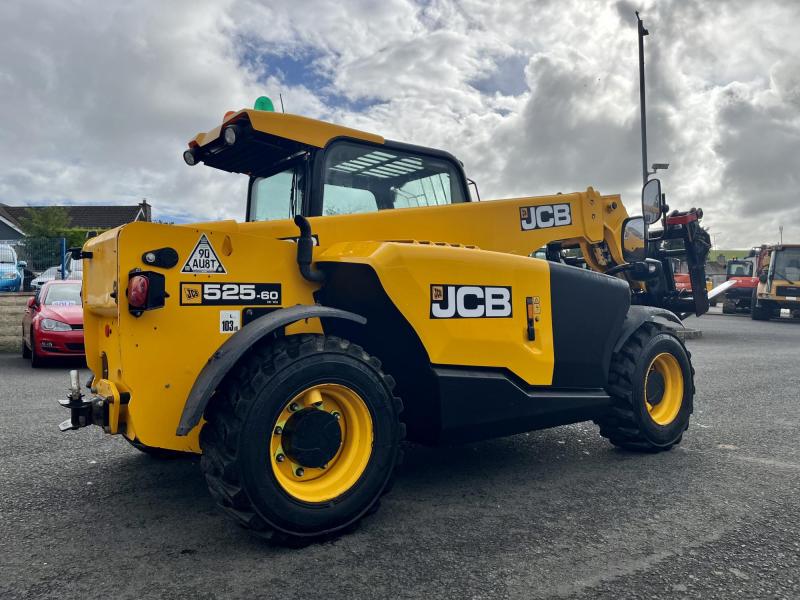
xmin=269 ymin=383 xmax=373 ymax=503
xmin=645 ymin=353 xmax=684 ymax=426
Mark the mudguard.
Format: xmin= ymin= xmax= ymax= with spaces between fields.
xmin=176 ymin=304 xmax=366 ymax=436
xmin=613 ymin=305 xmax=685 ymax=353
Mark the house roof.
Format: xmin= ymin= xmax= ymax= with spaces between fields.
xmin=0 ymin=203 xmax=148 ymax=231
xmin=0 ymin=205 xmax=25 ymax=235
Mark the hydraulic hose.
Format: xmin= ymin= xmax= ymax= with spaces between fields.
xmin=293 ymin=215 xmax=326 ymax=283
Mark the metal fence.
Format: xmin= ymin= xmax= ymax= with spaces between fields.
xmin=0 ymin=238 xmax=68 ymax=293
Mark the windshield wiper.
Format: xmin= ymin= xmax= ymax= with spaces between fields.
xmin=772 ymin=271 xmax=795 ymax=285
xmin=290 ymin=170 xmax=298 ymax=217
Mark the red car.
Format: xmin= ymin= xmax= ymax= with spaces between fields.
xmin=21 ymin=280 xmax=85 ymax=367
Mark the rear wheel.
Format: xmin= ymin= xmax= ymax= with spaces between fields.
xmin=751 ymin=289 xmax=771 ymax=320
xmin=722 ymin=301 xmax=736 ymax=314
xmin=596 ymin=324 xmax=694 ymax=452
xmin=200 ymin=334 xmax=403 ymax=544
xmin=21 ymin=327 xmax=31 ymax=358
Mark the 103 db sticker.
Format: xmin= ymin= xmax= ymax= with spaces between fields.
xmin=180 ymin=282 xmax=281 ymax=306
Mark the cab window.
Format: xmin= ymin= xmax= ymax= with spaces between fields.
xmin=249 ymin=164 xmax=304 ymax=222
xmin=322 ymin=142 xmax=466 ymax=216
xmin=726 ymin=261 xmax=752 ymax=277
xmin=774 ymin=248 xmax=800 ymax=280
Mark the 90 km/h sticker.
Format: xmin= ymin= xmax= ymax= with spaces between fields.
xmin=180 ymin=282 xmax=282 ymax=306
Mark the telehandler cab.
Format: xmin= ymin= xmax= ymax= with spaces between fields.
xmin=60 ymin=99 xmax=709 ymax=543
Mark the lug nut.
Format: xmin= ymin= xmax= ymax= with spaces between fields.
xmin=332 ymin=411 xmax=341 ymax=420
xmin=276 ymin=454 xmax=285 ymax=463
xmin=274 ymin=426 xmax=282 ymax=435
xmin=295 ymin=467 xmax=304 ymax=477
xmin=144 ymin=252 xmax=156 ymax=264
xmin=289 ymin=402 xmax=299 ymax=412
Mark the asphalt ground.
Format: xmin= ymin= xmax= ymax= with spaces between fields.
xmin=1 ymin=309 xmax=799 ymax=600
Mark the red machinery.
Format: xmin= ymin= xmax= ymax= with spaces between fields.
xmin=720 ymin=257 xmax=758 ymax=314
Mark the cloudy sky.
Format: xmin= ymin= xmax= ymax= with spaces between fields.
xmin=0 ymin=0 xmax=798 ymax=248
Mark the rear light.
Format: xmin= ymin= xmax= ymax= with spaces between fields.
xmin=128 ymin=275 xmax=149 ymax=308
xmin=126 ymin=271 xmax=168 ymax=316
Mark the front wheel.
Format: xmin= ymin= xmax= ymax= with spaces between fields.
xmin=751 ymin=289 xmax=771 ymax=320
xmin=21 ymin=327 xmax=31 ymax=359
xmin=596 ymin=324 xmax=694 ymax=452
xmin=30 ymin=330 xmax=44 ymax=368
xmin=200 ymin=334 xmax=404 ymax=544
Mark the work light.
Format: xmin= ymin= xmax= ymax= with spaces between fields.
xmin=223 ymin=125 xmax=238 ymax=146
xmin=183 ymin=149 xmax=198 ymax=166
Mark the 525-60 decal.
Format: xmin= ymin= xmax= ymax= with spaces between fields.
xmin=180 ymin=282 xmax=281 ymax=306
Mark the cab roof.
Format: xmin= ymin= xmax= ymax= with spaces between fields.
xmin=185 ymin=108 xmax=471 ymax=184
xmin=189 ymin=109 xmax=384 ymax=150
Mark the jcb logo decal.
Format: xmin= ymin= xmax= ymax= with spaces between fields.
xmin=520 ymin=203 xmax=571 ymax=231
xmin=182 ymin=283 xmax=202 ymax=305
xmin=430 ymin=284 xmax=512 ymax=319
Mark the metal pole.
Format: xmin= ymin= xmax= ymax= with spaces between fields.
xmin=637 ymin=11 xmax=649 ymax=186
xmin=60 ymin=238 xmax=66 ymax=280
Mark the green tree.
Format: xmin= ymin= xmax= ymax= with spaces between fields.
xmin=18 ymin=207 xmax=71 ymax=237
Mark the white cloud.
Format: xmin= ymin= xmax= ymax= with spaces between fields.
xmin=0 ymin=0 xmax=798 ymax=247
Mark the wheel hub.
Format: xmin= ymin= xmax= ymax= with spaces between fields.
xmin=644 ymin=353 xmax=684 ymax=426
xmin=646 ymin=370 xmax=665 ymax=406
xmin=281 ymin=408 xmax=342 ymax=468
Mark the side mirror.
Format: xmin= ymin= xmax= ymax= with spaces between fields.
xmin=642 ymin=179 xmax=663 ymax=225
xmin=26 ymin=297 xmax=36 ymax=309
xmin=622 ymin=216 xmax=647 ymax=263
xmin=759 ymin=272 xmax=768 ymax=283
xmin=17 ymin=260 xmax=27 ymax=268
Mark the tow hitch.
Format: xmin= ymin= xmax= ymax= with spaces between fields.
xmin=58 ymin=370 xmax=105 ymax=432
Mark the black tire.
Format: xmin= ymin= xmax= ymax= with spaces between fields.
xmin=21 ymin=327 xmax=31 ymax=359
xmin=30 ymin=330 xmax=44 ymax=368
xmin=722 ymin=301 xmax=736 ymax=314
xmin=200 ymin=334 xmax=404 ymax=545
xmin=750 ymin=288 xmax=770 ymax=320
xmin=595 ymin=324 xmax=694 ymax=452
xmin=126 ymin=437 xmax=193 ymax=459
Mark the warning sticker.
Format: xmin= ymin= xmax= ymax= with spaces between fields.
xmin=219 ymin=310 xmax=241 ymax=334
xmin=181 ymin=234 xmax=226 ymax=274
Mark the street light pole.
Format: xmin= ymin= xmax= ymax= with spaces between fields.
xmin=637 ymin=11 xmax=649 ymax=186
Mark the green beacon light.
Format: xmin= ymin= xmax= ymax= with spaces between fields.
xmin=254 ymin=96 xmax=275 ymax=112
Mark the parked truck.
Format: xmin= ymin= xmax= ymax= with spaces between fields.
xmin=751 ymin=244 xmax=800 ymax=320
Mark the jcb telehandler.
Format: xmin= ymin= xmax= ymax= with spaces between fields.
xmin=60 ymin=99 xmax=710 ymax=543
